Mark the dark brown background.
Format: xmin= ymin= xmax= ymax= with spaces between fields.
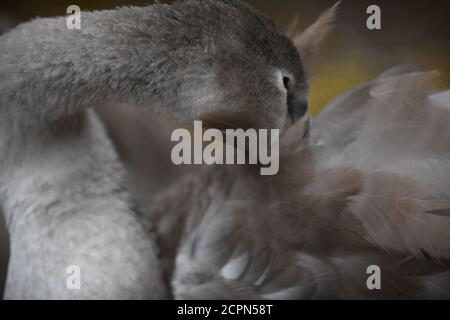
xmin=0 ymin=0 xmax=449 ymax=297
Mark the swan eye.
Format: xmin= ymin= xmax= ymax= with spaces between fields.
xmin=283 ymin=77 xmax=290 ymax=90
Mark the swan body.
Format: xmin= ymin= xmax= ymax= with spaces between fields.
xmin=1 ymin=0 xmax=449 ymax=300
xmin=0 ymin=0 xmax=307 ymax=299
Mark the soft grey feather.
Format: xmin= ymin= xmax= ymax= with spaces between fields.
xmin=166 ymin=69 xmax=450 ymax=299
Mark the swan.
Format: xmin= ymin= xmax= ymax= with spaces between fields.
xmin=2 ymin=0 xmax=449 ymax=300
xmin=0 ymin=0 xmax=311 ymax=299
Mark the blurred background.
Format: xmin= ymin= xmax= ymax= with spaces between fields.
xmin=0 ymin=0 xmax=449 ymax=297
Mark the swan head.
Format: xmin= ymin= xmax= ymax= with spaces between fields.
xmin=108 ymin=0 xmax=309 ymax=132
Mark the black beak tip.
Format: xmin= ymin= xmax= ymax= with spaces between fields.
xmin=288 ymin=97 xmax=308 ymax=123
